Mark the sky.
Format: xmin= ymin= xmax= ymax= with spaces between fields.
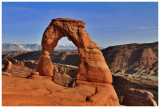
xmin=2 ymin=2 xmax=158 ymax=48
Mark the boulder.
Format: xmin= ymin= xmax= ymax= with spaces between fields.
xmin=53 ymin=72 xmax=73 ymax=87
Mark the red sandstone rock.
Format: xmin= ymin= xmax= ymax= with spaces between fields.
xmin=29 ymin=75 xmax=52 ymax=81
xmin=77 ymin=80 xmax=119 ymax=105
xmin=11 ymin=59 xmax=24 ymax=66
xmin=32 ymin=72 xmax=39 ymax=75
xmin=122 ymin=88 xmax=157 ymax=106
xmin=2 ymin=72 xmax=11 ymax=76
xmin=3 ymin=58 xmax=12 ymax=72
xmin=54 ymin=66 xmax=59 ymax=73
xmin=38 ymin=55 xmax=54 ymax=76
xmin=112 ymin=75 xmax=158 ymax=105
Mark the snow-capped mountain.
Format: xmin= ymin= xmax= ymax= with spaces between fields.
xmin=2 ymin=42 xmax=77 ymax=51
xmin=55 ymin=44 xmax=77 ymax=51
xmin=22 ymin=44 xmax=42 ymax=51
xmin=2 ymin=42 xmax=32 ymax=51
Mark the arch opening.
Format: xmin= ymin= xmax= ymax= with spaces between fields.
xmin=54 ymin=37 xmax=77 ymax=51
xmin=48 ymin=36 xmax=79 ymax=87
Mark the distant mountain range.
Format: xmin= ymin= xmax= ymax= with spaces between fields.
xmin=2 ymin=42 xmax=104 ymax=51
xmin=2 ymin=42 xmax=32 ymax=51
xmin=2 ymin=42 xmax=78 ymax=51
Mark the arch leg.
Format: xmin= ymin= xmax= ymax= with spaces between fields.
xmin=38 ymin=51 xmax=54 ymax=77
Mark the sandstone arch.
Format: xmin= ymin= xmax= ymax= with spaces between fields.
xmin=38 ymin=18 xmax=112 ymax=84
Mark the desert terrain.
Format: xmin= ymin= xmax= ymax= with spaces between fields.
xmin=2 ymin=41 xmax=158 ymax=106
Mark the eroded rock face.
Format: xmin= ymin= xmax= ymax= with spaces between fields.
xmin=11 ymin=59 xmax=24 ymax=66
xmin=38 ymin=55 xmax=54 ymax=76
xmin=38 ymin=18 xmax=119 ymax=106
xmin=3 ymin=58 xmax=12 ymax=72
xmin=113 ymin=75 xmax=158 ymax=106
xmin=122 ymin=88 xmax=157 ymax=106
xmin=2 ymin=72 xmax=12 ymax=76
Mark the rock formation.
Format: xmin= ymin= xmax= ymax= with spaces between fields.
xmin=3 ymin=58 xmax=12 ymax=72
xmin=2 ymin=72 xmax=11 ymax=76
xmin=38 ymin=18 xmax=112 ymax=83
xmin=11 ymin=59 xmax=24 ymax=66
xmin=38 ymin=18 xmax=119 ymax=105
xmin=113 ymin=75 xmax=158 ymax=105
xmin=28 ymin=71 xmax=52 ymax=80
xmin=122 ymin=88 xmax=157 ymax=106
xmin=102 ymin=42 xmax=158 ymax=76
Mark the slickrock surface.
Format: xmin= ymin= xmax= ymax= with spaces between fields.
xmin=2 ymin=59 xmax=34 ymax=78
xmin=2 ymin=75 xmax=93 ymax=106
xmin=2 ymin=75 xmax=119 ymax=106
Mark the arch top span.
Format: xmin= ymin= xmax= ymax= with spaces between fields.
xmin=38 ymin=18 xmax=112 ymax=84
xmin=52 ymin=18 xmax=85 ymax=28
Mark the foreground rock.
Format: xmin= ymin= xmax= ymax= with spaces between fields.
xmin=38 ymin=18 xmax=119 ymax=106
xmin=2 ymin=59 xmax=158 ymax=106
xmin=2 ymin=75 xmax=115 ymax=106
xmin=2 ymin=59 xmax=34 ymax=78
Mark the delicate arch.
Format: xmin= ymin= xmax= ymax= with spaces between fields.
xmin=38 ymin=18 xmax=112 ymax=84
